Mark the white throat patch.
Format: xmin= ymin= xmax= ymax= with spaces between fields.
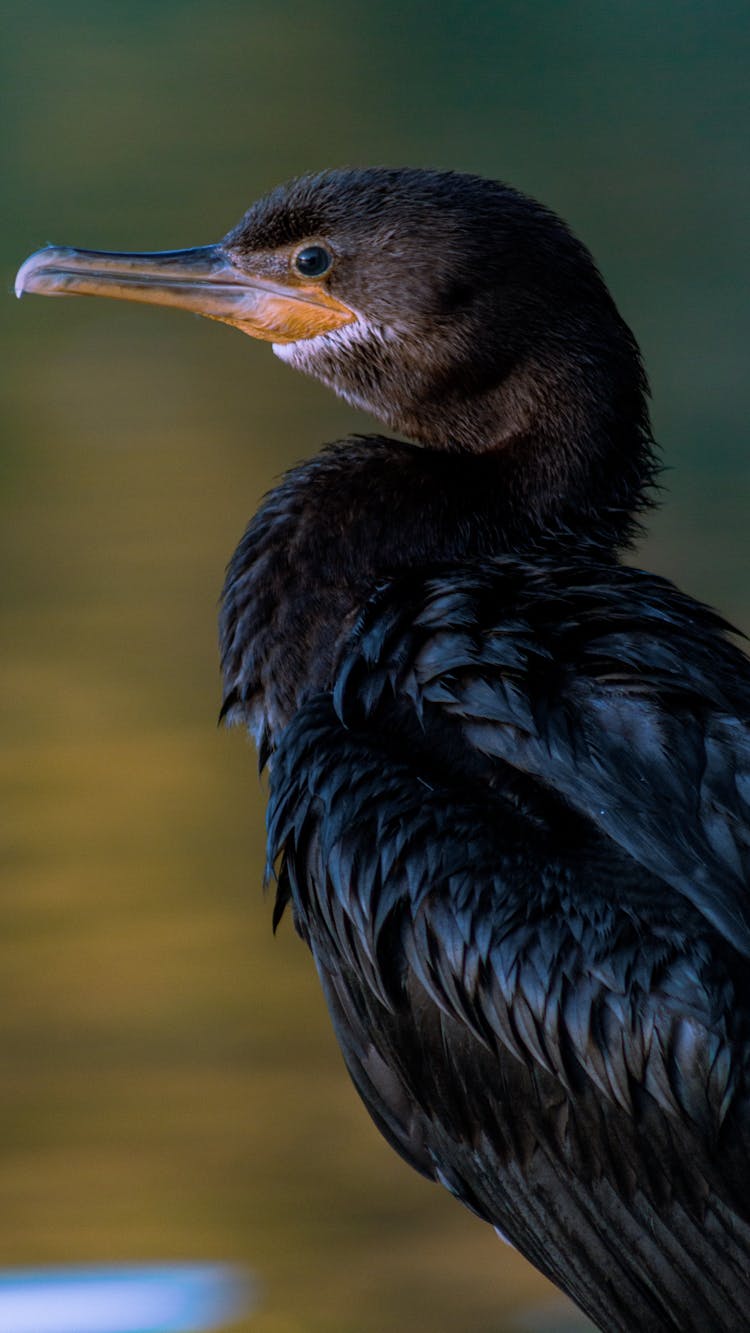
xmin=273 ymin=316 xmax=396 ymax=413
xmin=274 ymin=314 xmax=394 ymax=360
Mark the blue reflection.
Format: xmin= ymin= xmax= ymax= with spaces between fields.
xmin=0 ymin=1263 xmax=254 ymax=1333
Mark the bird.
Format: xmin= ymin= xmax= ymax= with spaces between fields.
xmin=16 ymin=167 xmax=750 ymax=1333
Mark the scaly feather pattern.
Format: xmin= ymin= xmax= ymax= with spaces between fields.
xmin=266 ymin=556 xmax=750 ymax=1332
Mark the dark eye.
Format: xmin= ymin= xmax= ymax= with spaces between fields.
xmin=294 ymin=244 xmax=332 ymax=278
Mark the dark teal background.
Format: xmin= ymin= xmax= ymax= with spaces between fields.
xmin=2 ymin=4 xmax=748 ymax=1330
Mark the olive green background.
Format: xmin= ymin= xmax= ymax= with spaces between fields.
xmin=2 ymin=3 xmax=748 ymax=1330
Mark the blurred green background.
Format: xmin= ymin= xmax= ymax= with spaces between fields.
xmin=2 ymin=2 xmax=748 ymax=1330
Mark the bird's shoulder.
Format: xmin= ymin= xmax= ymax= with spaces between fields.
xmin=265 ymin=552 xmax=750 ymax=1142
xmin=325 ymin=553 xmax=750 ymax=957
xmin=268 ymin=684 xmax=749 ymax=1142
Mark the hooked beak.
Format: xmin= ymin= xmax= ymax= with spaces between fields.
xmin=14 ymin=242 xmax=356 ymax=344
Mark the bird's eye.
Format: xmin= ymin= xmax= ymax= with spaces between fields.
xmin=294 ymin=244 xmax=332 ymax=278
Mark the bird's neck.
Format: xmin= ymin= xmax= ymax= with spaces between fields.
xmin=220 ymin=422 xmax=655 ymax=751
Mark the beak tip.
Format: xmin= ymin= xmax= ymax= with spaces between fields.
xmin=15 ymin=248 xmax=48 ymax=299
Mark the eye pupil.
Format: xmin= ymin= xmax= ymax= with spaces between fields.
xmin=295 ymin=245 xmax=331 ymax=277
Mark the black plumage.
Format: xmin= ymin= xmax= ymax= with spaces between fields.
xmin=17 ymin=167 xmax=750 ymax=1331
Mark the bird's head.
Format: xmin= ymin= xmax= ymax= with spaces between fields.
xmin=17 ymin=167 xmax=650 ymax=461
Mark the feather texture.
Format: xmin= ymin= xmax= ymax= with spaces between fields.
xmin=264 ymin=557 xmax=750 ymax=1331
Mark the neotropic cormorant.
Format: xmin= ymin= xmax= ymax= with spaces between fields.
xmin=16 ymin=168 xmax=750 ymax=1333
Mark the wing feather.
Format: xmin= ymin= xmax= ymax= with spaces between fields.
xmin=335 ymin=557 xmax=750 ymax=955
xmin=265 ymin=555 xmax=750 ymax=1329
